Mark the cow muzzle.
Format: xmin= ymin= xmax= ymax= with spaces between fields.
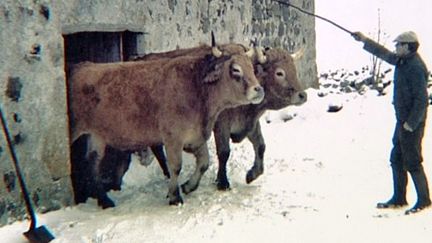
xmin=248 ymin=85 xmax=265 ymax=104
xmin=291 ymin=91 xmax=307 ymax=105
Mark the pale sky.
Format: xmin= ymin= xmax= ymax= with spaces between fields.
xmin=315 ymin=0 xmax=432 ymax=72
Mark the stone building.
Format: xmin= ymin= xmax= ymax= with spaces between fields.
xmin=0 ymin=0 xmax=316 ymax=226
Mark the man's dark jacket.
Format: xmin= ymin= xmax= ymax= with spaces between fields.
xmin=362 ymin=39 xmax=429 ymax=130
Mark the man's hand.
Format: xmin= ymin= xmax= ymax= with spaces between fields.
xmin=403 ymin=122 xmax=414 ymax=132
xmin=352 ymin=32 xmax=366 ymax=42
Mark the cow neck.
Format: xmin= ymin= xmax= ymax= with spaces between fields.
xmin=254 ymin=68 xmax=271 ymax=111
xmin=193 ymin=55 xmax=231 ymax=141
xmin=198 ymin=83 xmax=226 ymax=141
xmin=236 ymin=104 xmax=265 ymax=123
xmin=248 ymin=103 xmax=266 ymax=118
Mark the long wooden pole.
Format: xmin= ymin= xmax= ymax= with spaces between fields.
xmin=272 ymin=0 xmax=353 ymax=35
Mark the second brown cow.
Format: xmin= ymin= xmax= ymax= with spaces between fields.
xmin=214 ymin=47 xmax=307 ymax=190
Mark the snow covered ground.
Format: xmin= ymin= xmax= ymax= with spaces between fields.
xmin=1 ymin=85 xmax=432 ymax=243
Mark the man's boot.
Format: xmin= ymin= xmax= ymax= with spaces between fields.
xmin=405 ymin=166 xmax=431 ymax=215
xmin=377 ymin=166 xmax=408 ymax=208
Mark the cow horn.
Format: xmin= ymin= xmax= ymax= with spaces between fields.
xmin=211 ymin=31 xmax=222 ymax=58
xmin=244 ymin=47 xmax=255 ymax=59
xmin=249 ymin=37 xmax=258 ymax=47
xmin=291 ymin=47 xmax=304 ymax=61
xmin=255 ymin=46 xmax=267 ymax=64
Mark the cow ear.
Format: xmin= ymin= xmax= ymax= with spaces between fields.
xmin=201 ymin=54 xmax=230 ymax=84
xmin=203 ymin=63 xmax=222 ymax=83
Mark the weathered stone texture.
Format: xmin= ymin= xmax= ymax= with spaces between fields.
xmin=0 ymin=0 xmax=73 ymax=226
xmin=0 ymin=0 xmax=316 ymax=226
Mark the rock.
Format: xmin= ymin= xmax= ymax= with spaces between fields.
xmin=279 ymin=112 xmax=296 ymax=122
xmin=339 ymin=80 xmax=350 ymax=88
xmin=322 ymin=83 xmax=332 ymax=88
xmin=340 ymin=86 xmax=353 ymax=93
xmin=327 ymin=103 xmax=343 ymax=113
xmin=317 ymin=91 xmax=328 ymax=97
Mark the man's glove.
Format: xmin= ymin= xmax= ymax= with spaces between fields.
xmin=403 ymin=122 xmax=414 ymax=132
xmin=352 ymin=32 xmax=366 ymax=42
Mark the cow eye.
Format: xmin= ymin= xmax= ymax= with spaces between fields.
xmin=231 ymin=63 xmax=243 ymax=78
xmin=275 ymin=68 xmax=285 ymax=78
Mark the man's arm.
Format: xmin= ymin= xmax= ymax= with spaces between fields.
xmin=352 ymin=32 xmax=399 ymax=65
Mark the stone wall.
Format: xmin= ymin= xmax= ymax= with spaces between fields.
xmin=0 ymin=0 xmax=316 ymax=226
xmin=0 ymin=0 xmax=73 ymax=226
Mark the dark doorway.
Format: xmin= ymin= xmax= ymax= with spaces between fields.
xmin=64 ymin=31 xmax=142 ymax=205
xmin=64 ymin=31 xmax=140 ymax=63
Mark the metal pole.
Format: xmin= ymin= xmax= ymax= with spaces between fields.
xmin=0 ymin=105 xmax=37 ymax=230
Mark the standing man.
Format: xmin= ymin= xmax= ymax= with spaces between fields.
xmin=352 ymin=31 xmax=431 ymax=214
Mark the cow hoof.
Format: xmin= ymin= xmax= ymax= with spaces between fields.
xmin=246 ymin=169 xmax=263 ymax=184
xmin=169 ymin=197 xmax=184 ymax=206
xmin=216 ymin=179 xmax=231 ymax=191
xmin=98 ymin=197 xmax=115 ymax=209
xmin=181 ymin=181 xmax=198 ymax=194
xmin=168 ymin=187 xmax=184 ymax=205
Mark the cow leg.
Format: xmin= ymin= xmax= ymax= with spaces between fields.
xmin=151 ymin=145 xmax=170 ymax=178
xmin=111 ymin=150 xmax=132 ymax=191
xmin=71 ymin=134 xmax=92 ymax=204
xmin=214 ymin=122 xmax=232 ymax=190
xmin=100 ymin=146 xmax=130 ymax=191
xmin=86 ymin=135 xmax=115 ymax=209
xmin=246 ymin=121 xmax=265 ymax=184
xmin=181 ymin=143 xmax=210 ymax=194
xmin=164 ymin=142 xmax=184 ymax=205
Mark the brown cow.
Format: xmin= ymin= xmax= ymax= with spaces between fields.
xmin=214 ymin=47 xmax=307 ymax=190
xmin=69 ymin=45 xmax=264 ymax=208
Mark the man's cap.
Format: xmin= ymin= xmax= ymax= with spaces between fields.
xmin=394 ymin=31 xmax=419 ymax=43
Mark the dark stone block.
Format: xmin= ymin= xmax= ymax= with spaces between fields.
xmin=6 ymin=77 xmax=23 ymax=102
xmin=39 ymin=5 xmax=50 ymax=20
xmin=13 ymin=113 xmax=21 ymax=123
xmin=3 ymin=172 xmax=16 ymax=192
